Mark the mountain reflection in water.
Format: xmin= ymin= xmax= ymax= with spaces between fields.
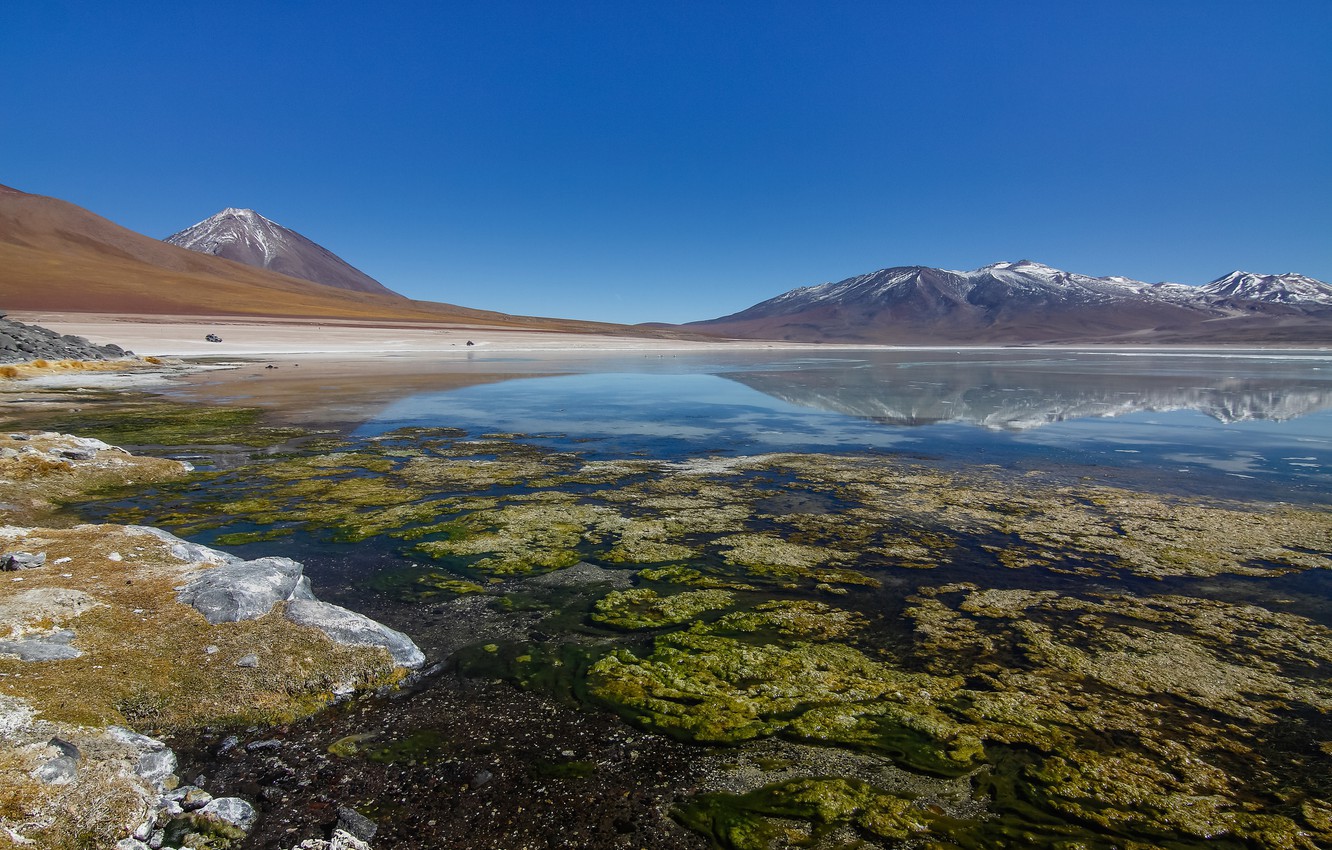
xmin=348 ymin=350 xmax=1332 ymax=501
xmin=723 ymin=354 xmax=1332 ymax=429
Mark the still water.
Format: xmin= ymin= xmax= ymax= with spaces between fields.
xmin=345 ymin=348 xmax=1332 ymax=500
xmin=130 ymin=347 xmax=1332 ymax=850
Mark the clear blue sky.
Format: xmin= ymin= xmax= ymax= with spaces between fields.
xmin=4 ymin=1 xmax=1329 ymax=323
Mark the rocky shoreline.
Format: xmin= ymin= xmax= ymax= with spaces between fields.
xmin=0 ymin=431 xmax=425 ymax=849
xmin=0 ymin=313 xmax=133 ymax=363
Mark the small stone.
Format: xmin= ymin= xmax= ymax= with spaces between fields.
xmin=205 ymin=644 xmax=219 ymax=655
xmin=116 ymin=839 xmax=150 ymax=850
xmin=218 ymin=735 xmax=240 ymax=754
xmin=335 ymin=806 xmax=378 ymax=841
xmin=34 ymin=755 xmax=78 ymax=783
xmin=0 ymin=551 xmax=46 ymax=570
xmin=107 ymin=552 xmax=122 ymax=561
xmin=181 ymin=787 xmax=213 ymax=810
xmin=329 ymin=830 xmax=373 ymax=850
xmin=236 ymin=653 xmax=259 ymax=668
xmin=135 ymin=748 xmax=178 ymax=791
xmin=469 ymin=769 xmax=493 ymax=789
xmin=246 ymin=738 xmax=281 ymax=752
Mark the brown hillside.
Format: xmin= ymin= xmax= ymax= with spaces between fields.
xmin=0 ymin=184 xmax=633 ymax=334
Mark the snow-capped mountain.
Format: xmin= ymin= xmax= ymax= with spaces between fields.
xmin=689 ymin=261 xmax=1332 ymax=345
xmin=1200 ymin=271 xmax=1332 ymax=305
xmin=165 ymin=208 xmax=399 ymax=296
xmin=727 ymin=364 xmax=1332 ymax=430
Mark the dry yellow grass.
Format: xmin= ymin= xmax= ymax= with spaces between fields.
xmin=0 ymin=431 xmax=410 ymax=847
xmin=0 ymin=358 xmax=156 ymax=382
xmin=0 ymin=737 xmax=150 ymax=850
xmin=0 ymin=524 xmax=401 ymax=730
xmin=0 ymin=433 xmax=187 ymax=525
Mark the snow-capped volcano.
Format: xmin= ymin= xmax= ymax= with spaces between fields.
xmin=1200 ymin=271 xmax=1332 ymax=305
xmin=689 ymin=261 xmax=1332 ymax=345
xmin=165 ymin=208 xmax=398 ymax=296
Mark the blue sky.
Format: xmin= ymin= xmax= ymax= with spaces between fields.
xmin=4 ymin=1 xmax=1329 ymax=323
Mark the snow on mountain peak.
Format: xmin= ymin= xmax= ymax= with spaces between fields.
xmin=1200 ymin=271 xmax=1332 ymax=305
xmin=162 ymin=207 xmax=398 ymax=296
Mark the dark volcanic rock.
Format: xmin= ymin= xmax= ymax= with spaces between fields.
xmin=0 ymin=316 xmax=133 ymax=364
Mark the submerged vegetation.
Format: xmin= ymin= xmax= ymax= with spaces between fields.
xmin=52 ymin=405 xmax=1332 ymax=849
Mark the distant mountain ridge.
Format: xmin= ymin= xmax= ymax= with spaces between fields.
xmin=688 ymin=260 xmax=1332 ymax=345
xmin=165 ymin=208 xmax=398 ymax=296
xmin=1198 ymin=271 xmax=1332 ymax=304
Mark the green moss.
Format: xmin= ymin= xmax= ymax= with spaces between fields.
xmin=676 ymin=778 xmax=930 ymax=850
xmin=589 ymin=626 xmax=974 ymax=770
xmin=710 ymin=600 xmax=865 ymax=641
xmin=364 ymin=729 xmax=451 ymax=764
xmin=416 ymin=501 xmax=625 ymax=575
xmin=637 ymin=565 xmax=756 ymax=591
xmin=531 ymin=759 xmax=599 ymax=779
xmin=418 ymin=572 xmax=487 ymax=595
xmin=591 ymin=588 xmax=735 ymax=629
xmin=44 ymin=400 xmax=307 ymax=447
xmin=212 ymin=527 xmax=294 ymax=546
xmin=328 ymin=733 xmax=376 ymax=758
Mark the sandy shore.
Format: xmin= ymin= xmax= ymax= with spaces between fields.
xmin=7 ymin=311 xmax=818 ymax=357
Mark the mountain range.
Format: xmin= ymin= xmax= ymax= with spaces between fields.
xmin=686 ymin=260 xmax=1332 ymax=345
xmin=1 ymin=183 xmax=1327 ymax=346
xmin=164 ymin=208 xmax=398 ymax=296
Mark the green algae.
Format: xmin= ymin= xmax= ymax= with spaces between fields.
xmin=637 ymin=565 xmax=756 ymax=591
xmin=38 ymin=399 xmax=309 ymax=447
xmin=416 ymin=501 xmax=625 ymax=575
xmin=363 ymin=729 xmax=451 ymax=764
xmin=65 ymin=419 xmax=1332 ymax=850
xmin=676 ymin=777 xmax=930 ymax=850
xmin=590 ymin=588 xmax=735 ymax=629
xmin=588 ymin=623 xmax=976 ymax=770
xmin=710 ymin=600 xmax=865 ymax=641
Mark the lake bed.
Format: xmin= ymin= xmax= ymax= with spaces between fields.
xmin=41 ymin=349 xmax=1332 ymax=849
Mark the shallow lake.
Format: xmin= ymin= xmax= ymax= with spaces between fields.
xmin=72 ymin=348 xmax=1332 ymax=850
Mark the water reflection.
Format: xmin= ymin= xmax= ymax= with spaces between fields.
xmin=722 ymin=351 xmax=1332 ymax=430
xmin=350 ymin=350 xmax=1332 ymax=501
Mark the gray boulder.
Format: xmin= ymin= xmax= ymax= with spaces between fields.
xmin=129 ymin=526 xmax=237 ymax=566
xmin=35 ymin=740 xmax=80 ymax=783
xmin=198 ymin=796 xmax=257 ymax=832
xmin=177 ymin=557 xmax=308 ymax=624
xmin=0 ymin=316 xmax=135 ymax=364
xmin=285 ymin=600 xmax=425 ymax=668
xmin=0 ymin=629 xmax=81 ymax=661
xmin=107 ymin=727 xmax=178 ymax=792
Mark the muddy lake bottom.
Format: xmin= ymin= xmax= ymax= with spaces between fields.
xmin=26 ymin=349 xmax=1332 ymax=849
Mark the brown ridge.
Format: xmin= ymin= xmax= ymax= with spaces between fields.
xmin=0 ymin=184 xmax=661 ymax=335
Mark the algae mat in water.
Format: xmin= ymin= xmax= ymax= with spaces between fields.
xmin=79 ymin=426 xmax=1332 ymax=850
